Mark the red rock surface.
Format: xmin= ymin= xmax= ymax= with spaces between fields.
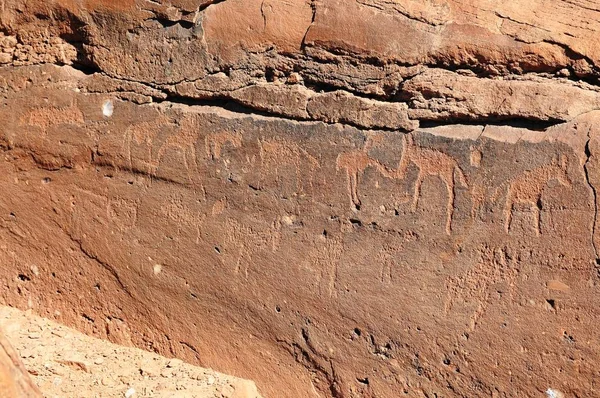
xmin=1 ymin=1 xmax=600 ymax=397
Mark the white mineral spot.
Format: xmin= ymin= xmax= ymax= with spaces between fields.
xmin=546 ymin=388 xmax=564 ymax=398
xmin=102 ymin=100 xmax=114 ymax=117
xmin=153 ymin=264 xmax=162 ymax=275
xmin=125 ymin=387 xmax=136 ymax=398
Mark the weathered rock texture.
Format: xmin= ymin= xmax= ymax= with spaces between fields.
xmin=1 ymin=0 xmax=600 ymax=397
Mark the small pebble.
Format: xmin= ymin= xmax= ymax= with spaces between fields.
xmin=207 ymin=375 xmax=216 ymax=385
xmin=124 ymin=387 xmax=136 ymax=398
xmin=51 ymin=329 xmax=67 ymax=338
xmin=160 ymin=368 xmax=172 ymax=378
xmin=20 ymin=349 xmax=33 ymax=358
xmin=220 ymin=384 xmax=235 ymax=398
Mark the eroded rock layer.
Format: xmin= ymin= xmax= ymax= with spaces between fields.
xmin=1 ymin=1 xmax=600 ymax=397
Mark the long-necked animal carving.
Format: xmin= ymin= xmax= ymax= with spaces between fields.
xmin=155 ymin=115 xmax=201 ymax=183
xmin=395 ymin=134 xmax=468 ymax=234
xmin=336 ymin=136 xmax=390 ymax=210
xmin=258 ymin=138 xmax=320 ymax=195
xmin=123 ymin=115 xmax=169 ymax=174
xmin=498 ymin=156 xmax=571 ymax=235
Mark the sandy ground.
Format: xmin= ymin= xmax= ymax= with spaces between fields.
xmin=0 ymin=306 xmax=261 ymax=398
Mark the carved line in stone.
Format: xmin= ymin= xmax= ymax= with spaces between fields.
xmin=225 ymin=217 xmax=282 ymax=280
xmin=122 ymin=115 xmax=169 ymax=175
xmin=377 ymin=244 xmax=400 ymax=284
xmin=205 ymin=131 xmax=242 ymax=160
xmin=337 ymin=133 xmax=468 ymax=234
xmin=335 ymin=134 xmax=389 ymax=210
xmin=72 ymin=188 xmax=140 ymax=234
xmin=162 ymin=195 xmax=206 ymax=244
xmin=497 ymin=155 xmax=571 ymax=236
xmin=376 ymin=231 xmax=417 ymax=284
xmin=258 ymin=138 xmax=320 ymax=195
xmin=125 ymin=117 xmax=246 ymax=183
xmin=395 ymin=134 xmax=468 ymax=235
xmin=318 ymin=238 xmax=343 ymax=298
xmin=155 ymin=116 xmax=202 ymax=184
xmin=305 ymin=234 xmax=344 ymax=298
xmin=444 ymin=245 xmax=518 ymax=332
xmin=21 ymin=102 xmax=84 ymax=135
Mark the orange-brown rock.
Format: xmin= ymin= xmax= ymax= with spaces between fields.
xmin=1 ymin=1 xmax=600 ymax=397
xmin=0 ymin=329 xmax=42 ymax=397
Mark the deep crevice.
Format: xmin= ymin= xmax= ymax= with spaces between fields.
xmin=154 ymin=92 xmax=415 ymax=132
xmin=300 ymin=0 xmax=317 ymax=50
xmin=583 ymin=132 xmax=599 ymax=260
xmin=418 ymin=116 xmax=562 ymax=132
xmin=276 ymin=330 xmax=344 ymax=398
xmin=150 ymin=18 xmax=195 ymax=30
xmin=198 ymin=0 xmax=228 ymax=12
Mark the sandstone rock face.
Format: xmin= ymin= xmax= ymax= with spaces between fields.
xmin=1 ymin=1 xmax=600 ymax=397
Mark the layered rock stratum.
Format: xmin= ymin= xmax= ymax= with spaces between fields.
xmin=1 ymin=0 xmax=600 ymax=396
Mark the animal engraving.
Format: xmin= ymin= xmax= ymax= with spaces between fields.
xmin=307 ymin=236 xmax=344 ymax=297
xmin=377 ymin=231 xmax=416 ymax=284
xmin=258 ymin=138 xmax=320 ymax=195
xmin=445 ymin=245 xmax=518 ymax=332
xmin=107 ymin=198 xmax=139 ymax=230
xmin=123 ymin=115 xmax=169 ymax=174
xmin=469 ymin=182 xmax=487 ymax=220
xmin=23 ymin=103 xmax=84 ymax=134
xmin=162 ymin=195 xmax=206 ymax=244
xmin=205 ymin=131 xmax=242 ymax=160
xmin=499 ymin=156 xmax=571 ymax=235
xmin=394 ymin=134 xmax=468 ymax=234
xmin=155 ymin=116 xmax=201 ymax=183
xmin=336 ymin=136 xmax=389 ymax=210
xmin=225 ymin=218 xmax=281 ymax=280
xmin=378 ymin=244 xmax=400 ymax=284
xmin=71 ymin=189 xmax=140 ymax=237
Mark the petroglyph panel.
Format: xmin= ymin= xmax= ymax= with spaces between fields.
xmin=1 ymin=67 xmax=599 ymax=397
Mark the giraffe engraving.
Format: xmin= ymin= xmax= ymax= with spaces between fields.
xmin=23 ymin=103 xmax=84 ymax=134
xmin=394 ymin=134 xmax=468 ymax=234
xmin=155 ymin=116 xmax=201 ymax=183
xmin=205 ymin=131 xmax=242 ymax=160
xmin=336 ymin=141 xmax=390 ymax=210
xmin=123 ymin=115 xmax=169 ymax=174
xmin=499 ymin=156 xmax=571 ymax=235
xmin=258 ymin=138 xmax=320 ymax=195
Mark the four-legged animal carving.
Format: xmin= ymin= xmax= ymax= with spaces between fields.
xmin=155 ymin=116 xmax=201 ymax=183
xmin=336 ymin=150 xmax=389 ymax=210
xmin=395 ymin=134 xmax=468 ymax=234
xmin=225 ymin=218 xmax=281 ymax=280
xmin=23 ymin=103 xmax=85 ymax=135
xmin=500 ymin=156 xmax=571 ymax=235
xmin=336 ymin=135 xmax=391 ymax=210
xmin=205 ymin=131 xmax=243 ymax=160
xmin=123 ymin=115 xmax=169 ymax=174
xmin=258 ymin=138 xmax=320 ymax=195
